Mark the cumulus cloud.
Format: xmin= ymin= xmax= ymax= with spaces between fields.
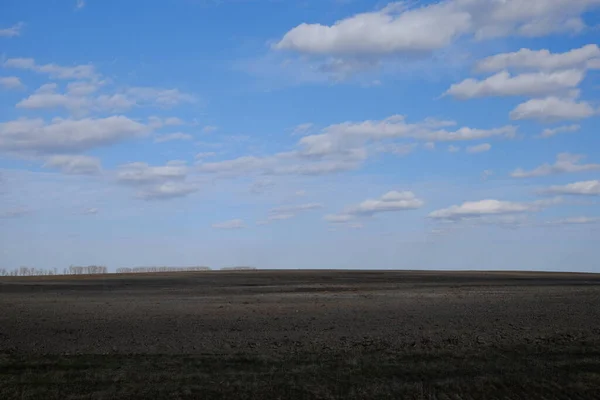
xmin=466 ymin=143 xmax=491 ymax=154
xmin=212 ymin=219 xmax=245 ymax=229
xmin=16 ymin=82 xmax=195 ymax=114
xmin=4 ymin=57 xmax=98 ymax=80
xmin=0 ymin=116 xmax=148 ymax=156
xmin=429 ymin=197 xmax=561 ymax=221
xmin=116 ymin=161 xmax=197 ymax=200
xmin=510 ymin=97 xmax=596 ymax=122
xmin=542 ymin=180 xmax=600 ymax=195
xmin=539 ymin=124 xmax=580 ymax=138
xmin=476 ymin=44 xmax=600 ymax=72
xmin=445 ymin=70 xmax=584 ymax=99
xmin=0 ymin=22 xmax=24 ymax=37
xmin=43 ymin=155 xmax=102 ymax=175
xmin=298 ymin=115 xmax=513 ymax=160
xmin=275 ymin=1 xmax=600 ymax=57
xmin=154 ymin=132 xmax=193 ymax=143
xmin=196 ymin=115 xmax=514 ymax=178
xmin=0 ymin=76 xmax=24 ymax=90
xmin=511 ymin=153 xmax=600 ymax=178
xmin=326 ymin=191 xmax=423 ymax=223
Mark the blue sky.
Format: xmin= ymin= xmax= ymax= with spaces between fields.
xmin=1 ymin=0 xmax=599 ymax=271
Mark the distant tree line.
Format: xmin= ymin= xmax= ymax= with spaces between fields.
xmin=115 ymin=266 xmax=211 ymax=274
xmin=0 ymin=265 xmax=108 ymax=277
xmin=0 ymin=265 xmax=259 ymax=277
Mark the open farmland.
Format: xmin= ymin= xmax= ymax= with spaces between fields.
xmin=1 ymin=270 xmax=600 ymax=399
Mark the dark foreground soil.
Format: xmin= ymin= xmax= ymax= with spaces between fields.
xmin=1 ymin=270 xmax=600 ymax=399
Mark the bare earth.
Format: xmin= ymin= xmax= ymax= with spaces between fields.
xmin=1 ymin=270 xmax=600 ymax=399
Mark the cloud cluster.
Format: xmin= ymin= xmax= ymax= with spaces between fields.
xmin=476 ymin=44 xmax=600 ymax=72
xmin=511 ymin=153 xmax=600 ymax=178
xmin=116 ymin=161 xmax=198 ymax=200
xmin=43 ymin=155 xmax=102 ymax=175
xmin=445 ymin=70 xmax=584 ymax=99
xmin=539 ymin=124 xmax=580 ymax=138
xmin=429 ymin=198 xmax=561 ymax=221
xmin=542 ymin=180 xmax=600 ymax=196
xmin=0 ymin=116 xmax=148 ymax=156
xmin=326 ymin=191 xmax=423 ymax=224
xmin=446 ymin=42 xmax=600 ymax=123
xmin=275 ymin=1 xmax=600 ymax=57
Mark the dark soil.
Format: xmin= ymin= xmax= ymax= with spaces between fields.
xmin=1 ymin=270 xmax=600 ymax=399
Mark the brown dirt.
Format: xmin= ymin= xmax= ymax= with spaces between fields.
xmin=1 ymin=270 xmax=600 ymax=399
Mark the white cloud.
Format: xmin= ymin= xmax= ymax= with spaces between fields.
xmin=4 ymin=58 xmax=98 ymax=80
xmin=274 ymin=2 xmax=470 ymax=55
xmin=17 ymin=84 xmax=92 ymax=113
xmin=83 ymin=207 xmax=98 ymax=215
xmin=265 ymin=202 xmax=323 ymax=222
xmin=43 ymin=155 xmax=102 ymax=175
xmin=0 ymin=76 xmax=24 ymax=90
xmin=466 ymin=143 xmax=491 ymax=154
xmin=137 ymin=182 xmax=198 ymax=200
xmin=164 ymin=117 xmax=184 ymax=126
xmin=212 ymin=219 xmax=245 ymax=229
xmin=0 ymin=22 xmax=24 ymax=38
xmin=542 ymin=180 xmax=600 ymax=195
xmin=511 ymin=153 xmax=600 ymax=178
xmin=445 ymin=70 xmax=584 ymax=99
xmin=154 ymin=132 xmax=193 ymax=143
xmin=0 ymin=116 xmax=148 ymax=156
xmin=510 ymin=96 xmax=596 ymax=122
xmin=292 ymin=123 xmax=313 ymax=135
xmin=448 ymin=145 xmax=460 ymax=153
xmin=116 ymin=161 xmax=187 ymax=184
xmin=274 ymin=1 xmax=600 ymax=57
xmin=196 ymin=115 xmax=514 ymax=178
xmin=76 ymin=0 xmax=85 ymax=9
xmin=539 ymin=124 xmax=580 ymax=138
xmin=299 ymin=115 xmax=514 ymax=158
xmin=476 ymin=44 xmax=600 ymax=72
xmin=326 ymin=190 xmax=423 ymax=223
xmin=429 ymin=198 xmax=560 ymax=221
